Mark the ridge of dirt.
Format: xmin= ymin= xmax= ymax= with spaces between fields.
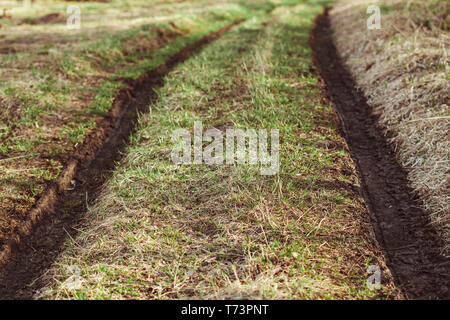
xmin=0 ymin=19 xmax=243 ymax=300
xmin=310 ymin=8 xmax=450 ymax=299
xmin=20 ymin=13 xmax=65 ymax=25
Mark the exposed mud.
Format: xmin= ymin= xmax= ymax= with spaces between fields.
xmin=0 ymin=20 xmax=243 ymax=300
xmin=21 ymin=13 xmax=65 ymax=25
xmin=310 ymin=9 xmax=449 ymax=299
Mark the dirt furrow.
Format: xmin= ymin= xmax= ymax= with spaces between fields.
xmin=0 ymin=20 xmax=243 ymax=300
xmin=310 ymin=8 xmax=450 ymax=299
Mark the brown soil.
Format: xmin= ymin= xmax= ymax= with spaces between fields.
xmin=310 ymin=8 xmax=450 ymax=299
xmin=21 ymin=13 xmax=65 ymax=25
xmin=0 ymin=20 xmax=243 ymax=300
xmin=0 ymin=47 xmax=16 ymax=54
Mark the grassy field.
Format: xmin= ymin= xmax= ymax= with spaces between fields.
xmin=34 ymin=1 xmax=400 ymax=299
xmin=0 ymin=0 xmax=271 ymax=246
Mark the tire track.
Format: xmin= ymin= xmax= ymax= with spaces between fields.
xmin=0 ymin=19 xmax=243 ymax=300
xmin=310 ymin=8 xmax=449 ymax=299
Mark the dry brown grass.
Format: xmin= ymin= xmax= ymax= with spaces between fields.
xmin=330 ymin=0 xmax=449 ymax=255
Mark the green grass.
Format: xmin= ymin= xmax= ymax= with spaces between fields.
xmin=42 ymin=1 xmax=398 ymax=300
xmin=0 ymin=0 xmax=273 ymax=237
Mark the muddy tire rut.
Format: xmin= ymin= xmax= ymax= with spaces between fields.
xmin=0 ymin=20 xmax=243 ymax=300
xmin=310 ymin=9 xmax=450 ymax=299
